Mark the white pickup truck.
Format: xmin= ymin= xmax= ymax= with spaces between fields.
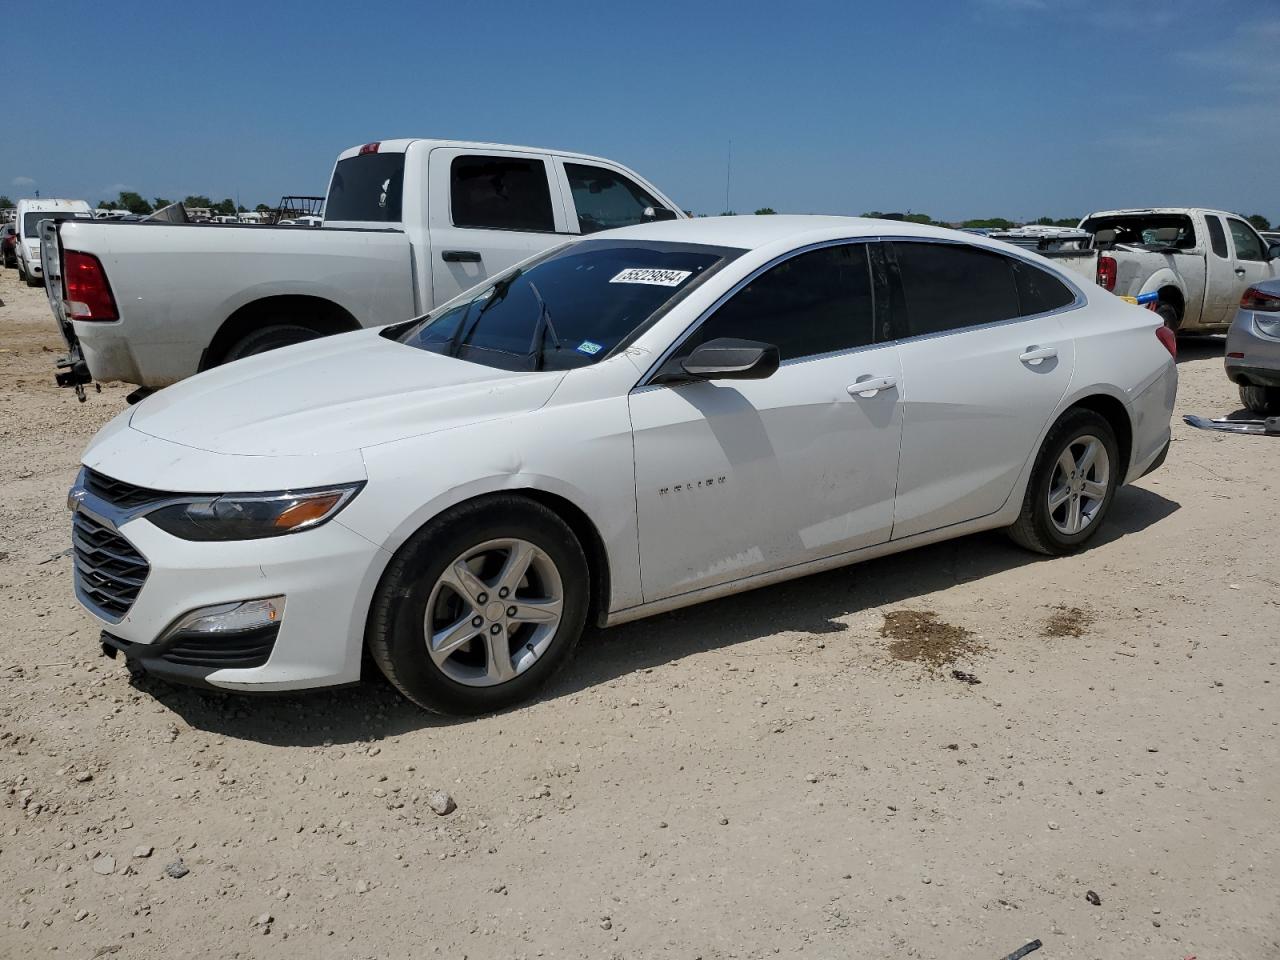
xmin=41 ymin=138 xmax=683 ymax=393
xmin=1077 ymin=208 xmax=1280 ymax=333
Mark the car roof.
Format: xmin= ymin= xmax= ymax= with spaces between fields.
xmin=591 ymin=214 xmax=993 ymax=251
xmin=335 ymin=137 xmax=646 ymax=168
xmin=1084 ymin=207 xmax=1242 ymax=219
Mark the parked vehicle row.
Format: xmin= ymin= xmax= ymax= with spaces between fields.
xmin=68 ymin=216 xmax=1177 ymax=714
xmin=40 ymin=138 xmax=684 ymax=392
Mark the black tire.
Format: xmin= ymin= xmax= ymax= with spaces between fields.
xmin=367 ymin=495 xmax=590 ymax=715
xmin=1239 ymin=383 xmax=1280 ymax=416
xmin=1154 ymin=300 xmax=1181 ymax=332
xmin=1007 ymin=407 xmax=1122 ymax=556
xmin=221 ymin=324 xmax=321 ymax=363
xmin=25 ymin=271 xmax=42 ymax=288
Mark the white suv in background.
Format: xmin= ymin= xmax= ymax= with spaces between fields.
xmin=14 ymin=198 xmax=91 ymax=286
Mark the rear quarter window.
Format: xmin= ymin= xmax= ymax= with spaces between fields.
xmin=325 ymin=153 xmax=405 ymax=223
xmin=1013 ymin=261 xmax=1076 ymax=315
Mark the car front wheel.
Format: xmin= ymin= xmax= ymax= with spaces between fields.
xmin=367 ymin=495 xmax=590 ymax=715
xmin=1008 ymin=408 xmax=1121 ymax=555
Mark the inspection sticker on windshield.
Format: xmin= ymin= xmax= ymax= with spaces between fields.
xmin=576 ymin=340 xmax=603 ymax=356
xmin=609 ymin=267 xmax=692 ymax=287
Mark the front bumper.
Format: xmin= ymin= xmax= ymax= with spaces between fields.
xmin=72 ymin=493 xmax=388 ymax=692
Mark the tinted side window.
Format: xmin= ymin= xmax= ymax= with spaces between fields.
xmin=1013 ymin=261 xmax=1075 ymax=315
xmin=1205 ymin=215 xmax=1228 ymax=259
xmin=684 ymin=244 xmax=874 ymax=361
xmin=892 ymin=242 xmax=1019 ymax=336
xmin=1228 ymin=218 xmax=1265 ymax=261
xmin=450 ymin=156 xmax=554 ymax=232
xmin=565 ymin=163 xmax=660 ymax=234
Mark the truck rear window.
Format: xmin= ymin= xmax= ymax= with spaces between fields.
xmin=1081 ymin=213 xmax=1196 ymax=251
xmin=325 ymin=153 xmax=404 ymax=223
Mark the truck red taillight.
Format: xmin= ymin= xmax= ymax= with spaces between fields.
xmin=1155 ymin=325 xmax=1177 ymax=359
xmin=1096 ymin=255 xmax=1117 ymax=291
xmin=358 ymin=141 xmax=381 ymax=155
xmin=1240 ymin=286 xmax=1280 ymax=312
xmin=63 ymin=250 xmax=119 ymax=321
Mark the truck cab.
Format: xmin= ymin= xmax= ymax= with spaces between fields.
xmin=322 ymin=138 xmax=682 ymax=314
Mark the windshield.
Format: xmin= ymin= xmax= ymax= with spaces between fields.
xmin=394 ymin=240 xmax=738 ymax=371
xmin=24 ymin=211 xmax=89 ymax=237
xmin=1081 ymin=213 xmax=1196 ymax=251
xmin=325 ymin=152 xmax=404 ymax=223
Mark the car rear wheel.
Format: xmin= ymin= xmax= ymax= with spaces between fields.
xmin=1154 ymin=300 xmax=1181 ymax=332
xmin=222 ymin=324 xmax=322 ymax=363
xmin=367 ymin=495 xmax=590 ymax=715
xmin=1007 ymin=408 xmax=1121 ymax=555
xmin=1239 ymin=383 xmax=1280 ymax=416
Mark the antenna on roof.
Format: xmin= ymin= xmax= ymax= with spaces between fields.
xmin=724 ymin=139 xmax=732 ymax=216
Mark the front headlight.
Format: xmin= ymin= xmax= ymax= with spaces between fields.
xmin=146 ymin=483 xmax=364 ymax=541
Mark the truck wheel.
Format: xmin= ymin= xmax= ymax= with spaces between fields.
xmin=367 ymin=495 xmax=590 ymax=715
xmin=1007 ymin=408 xmax=1120 ymax=556
xmin=222 ymin=324 xmax=321 ymax=363
xmin=1239 ymin=384 xmax=1280 ymax=416
xmin=1154 ymin=301 xmax=1181 ymax=332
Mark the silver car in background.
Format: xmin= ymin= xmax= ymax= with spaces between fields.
xmin=1226 ymin=279 xmax=1280 ymax=414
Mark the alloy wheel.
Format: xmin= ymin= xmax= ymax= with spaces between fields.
xmin=1047 ymin=434 xmax=1111 ymax=536
xmin=423 ymin=538 xmax=564 ymax=687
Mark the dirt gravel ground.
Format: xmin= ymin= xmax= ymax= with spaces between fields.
xmin=1 ymin=266 xmax=1276 ymax=960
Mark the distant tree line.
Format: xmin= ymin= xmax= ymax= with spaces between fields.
xmin=91 ymin=191 xmax=275 ymax=216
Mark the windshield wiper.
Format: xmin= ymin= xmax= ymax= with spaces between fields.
xmin=447 ymin=271 xmax=521 ymax=358
xmin=526 ymin=280 xmax=564 ymax=371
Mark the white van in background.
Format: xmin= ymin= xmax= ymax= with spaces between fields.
xmin=15 ymin=198 xmax=92 ymax=287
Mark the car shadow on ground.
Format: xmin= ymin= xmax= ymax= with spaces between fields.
xmin=1175 ymin=334 xmax=1224 ymax=365
xmin=145 ymin=485 xmax=1179 ymax=746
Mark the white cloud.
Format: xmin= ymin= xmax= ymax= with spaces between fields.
xmin=11 ymin=176 xmax=35 ymax=187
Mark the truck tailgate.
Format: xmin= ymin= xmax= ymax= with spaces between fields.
xmin=38 ymin=220 xmax=95 ymax=398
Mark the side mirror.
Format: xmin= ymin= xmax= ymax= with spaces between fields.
xmin=680 ymin=338 xmax=780 ymax=381
xmin=643 ymin=206 xmax=678 ymax=222
xmin=1268 ymin=243 xmax=1280 ymax=261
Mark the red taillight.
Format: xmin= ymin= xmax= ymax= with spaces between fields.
xmin=1240 ymin=286 xmax=1280 ymax=312
xmin=358 ymin=141 xmax=380 ymax=155
xmin=1096 ymin=255 xmax=1117 ymax=291
xmin=63 ymin=250 xmax=118 ymax=321
xmin=1155 ymin=325 xmax=1177 ymax=359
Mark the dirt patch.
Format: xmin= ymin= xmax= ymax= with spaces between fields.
xmin=880 ymin=610 xmax=987 ymax=671
xmin=1042 ymin=605 xmax=1095 ymax=638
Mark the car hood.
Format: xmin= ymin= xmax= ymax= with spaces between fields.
xmin=129 ymin=329 xmax=565 ymax=456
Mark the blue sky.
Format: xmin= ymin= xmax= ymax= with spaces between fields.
xmin=5 ymin=0 xmax=1277 ymax=221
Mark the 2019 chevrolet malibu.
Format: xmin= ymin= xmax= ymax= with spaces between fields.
xmin=68 ymin=216 xmax=1177 ymax=714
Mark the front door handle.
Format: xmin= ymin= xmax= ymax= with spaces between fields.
xmin=1234 ymin=267 xmax=1247 ymax=277
xmin=847 ymin=375 xmax=897 ymax=398
xmin=1019 ymin=345 xmax=1058 ymax=365
xmin=442 ymin=249 xmax=482 ymax=263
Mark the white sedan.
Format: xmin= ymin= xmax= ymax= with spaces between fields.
xmin=68 ymin=216 xmax=1177 ymax=714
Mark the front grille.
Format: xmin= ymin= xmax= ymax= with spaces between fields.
xmin=83 ymin=468 xmax=175 ymax=510
xmin=72 ymin=512 xmax=149 ymax=621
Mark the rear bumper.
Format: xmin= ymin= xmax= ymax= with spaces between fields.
xmin=1225 ymin=362 xmax=1280 ymax=388
xmin=1124 ymin=360 xmax=1177 ymax=484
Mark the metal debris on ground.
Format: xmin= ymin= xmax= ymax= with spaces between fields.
xmin=1183 ymin=414 xmax=1280 ymax=436
xmin=951 ymin=670 xmax=981 ymax=684
xmin=1085 ymin=889 xmax=1102 ymax=905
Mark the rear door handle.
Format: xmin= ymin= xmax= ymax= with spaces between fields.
xmin=442 ymin=250 xmax=482 ymax=263
xmin=847 ymin=375 xmax=897 ymax=398
xmin=1018 ymin=345 xmax=1058 ymax=365
xmin=1234 ymin=267 xmax=1247 ymax=277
